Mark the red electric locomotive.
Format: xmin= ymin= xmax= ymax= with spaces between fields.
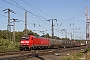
xmin=20 ymin=35 xmax=49 ymax=51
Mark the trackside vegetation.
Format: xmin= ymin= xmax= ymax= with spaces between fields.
xmin=62 ymin=47 xmax=90 ymax=60
xmin=0 ymin=39 xmax=20 ymax=52
xmin=63 ymin=51 xmax=84 ymax=60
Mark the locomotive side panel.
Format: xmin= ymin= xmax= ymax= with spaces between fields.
xmin=33 ymin=37 xmax=49 ymax=46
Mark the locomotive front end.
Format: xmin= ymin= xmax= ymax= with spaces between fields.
xmin=20 ymin=36 xmax=30 ymax=51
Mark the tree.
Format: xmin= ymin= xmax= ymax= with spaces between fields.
xmin=44 ymin=33 xmax=51 ymax=38
xmin=23 ymin=29 xmax=29 ymax=35
xmin=15 ymin=31 xmax=24 ymax=42
xmin=0 ymin=30 xmax=3 ymax=39
xmin=2 ymin=30 xmax=8 ymax=39
xmin=28 ymin=30 xmax=33 ymax=35
xmin=33 ymin=33 xmax=39 ymax=36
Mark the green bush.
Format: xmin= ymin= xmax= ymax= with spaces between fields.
xmin=0 ymin=39 xmax=20 ymax=52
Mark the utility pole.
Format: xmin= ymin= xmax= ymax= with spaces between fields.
xmin=47 ymin=19 xmax=57 ymax=38
xmin=2 ymin=8 xmax=15 ymax=40
xmin=25 ymin=11 xmax=28 ymax=36
xmin=11 ymin=18 xmax=19 ymax=42
xmin=71 ymin=32 xmax=72 ymax=40
xmin=85 ymin=6 xmax=90 ymax=40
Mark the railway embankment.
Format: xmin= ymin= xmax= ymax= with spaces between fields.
xmin=0 ymin=46 xmax=87 ymax=60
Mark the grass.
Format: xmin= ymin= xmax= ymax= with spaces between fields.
xmin=86 ymin=52 xmax=90 ymax=60
xmin=84 ymin=47 xmax=90 ymax=60
xmin=62 ymin=46 xmax=90 ymax=60
xmin=62 ymin=51 xmax=84 ymax=60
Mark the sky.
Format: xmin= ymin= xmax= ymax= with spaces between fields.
xmin=0 ymin=0 xmax=90 ymax=40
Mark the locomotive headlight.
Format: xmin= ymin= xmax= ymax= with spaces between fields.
xmin=21 ymin=41 xmax=24 ymax=43
xmin=26 ymin=41 xmax=29 ymax=43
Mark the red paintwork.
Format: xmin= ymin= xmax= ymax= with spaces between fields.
xmin=20 ymin=35 xmax=49 ymax=48
xmin=33 ymin=37 xmax=49 ymax=46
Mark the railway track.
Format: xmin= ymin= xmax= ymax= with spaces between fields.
xmin=0 ymin=46 xmax=86 ymax=60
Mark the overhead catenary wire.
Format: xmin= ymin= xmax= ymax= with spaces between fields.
xmin=12 ymin=0 xmax=52 ymax=28
xmin=1 ymin=13 xmax=49 ymax=30
xmin=32 ymin=0 xmax=67 ymax=33
xmin=1 ymin=0 xmax=54 ymax=36
xmin=20 ymin=0 xmax=51 ymax=26
xmin=33 ymin=0 xmax=55 ymax=18
xmin=1 ymin=12 xmax=48 ymax=30
xmin=1 ymin=2 xmax=50 ymax=34
xmin=21 ymin=0 xmax=47 ymax=19
xmin=2 ymin=0 xmax=50 ymax=25
xmin=2 ymin=0 xmax=51 ymax=30
xmin=33 ymin=0 xmax=86 ymax=30
xmin=1 ymin=0 xmax=86 ymax=38
xmin=21 ymin=0 xmax=54 ymax=19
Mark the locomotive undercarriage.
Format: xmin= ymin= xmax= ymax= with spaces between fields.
xmin=20 ymin=45 xmax=31 ymax=51
xmin=31 ymin=46 xmax=48 ymax=50
xmin=20 ymin=45 xmax=48 ymax=51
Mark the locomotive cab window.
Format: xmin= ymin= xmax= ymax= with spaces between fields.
xmin=22 ymin=36 xmax=29 ymax=40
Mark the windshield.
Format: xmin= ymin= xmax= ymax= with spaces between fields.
xmin=22 ymin=36 xmax=29 ymax=40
